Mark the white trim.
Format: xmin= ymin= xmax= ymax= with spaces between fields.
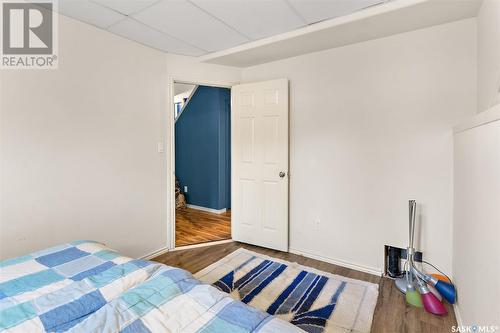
xmin=170 ymin=239 xmax=233 ymax=252
xmin=454 ymin=103 xmax=500 ymax=133
xmin=141 ymin=243 xmax=381 ymax=277
xmin=173 ymin=78 xmax=236 ymax=89
xmin=142 ymin=240 xmax=234 ymax=259
xmin=197 ymin=0 xmax=478 ymax=67
xmin=454 ymin=304 xmax=464 ymax=327
xmin=140 ymin=247 xmax=169 ymax=260
xmin=167 ymin=77 xmax=176 ymax=251
xmin=186 ymin=204 xmax=227 ymax=214
xmin=289 ymin=247 xmax=382 ymax=277
xmin=167 ymin=76 xmax=237 ymax=252
xmin=198 ymin=0 xmax=415 ymax=64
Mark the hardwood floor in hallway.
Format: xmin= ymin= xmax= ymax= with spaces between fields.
xmin=175 ymin=208 xmax=231 ymax=247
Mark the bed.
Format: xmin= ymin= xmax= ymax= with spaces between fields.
xmin=0 ymin=241 xmax=303 ymax=332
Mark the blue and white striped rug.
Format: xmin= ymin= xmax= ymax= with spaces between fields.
xmin=195 ymin=248 xmax=379 ymax=333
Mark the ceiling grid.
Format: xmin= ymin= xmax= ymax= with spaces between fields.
xmin=43 ymin=0 xmax=384 ymax=56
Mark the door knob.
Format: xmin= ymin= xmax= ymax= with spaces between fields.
xmin=279 ymin=171 xmax=286 ymax=178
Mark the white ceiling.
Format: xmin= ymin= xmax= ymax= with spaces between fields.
xmin=49 ymin=0 xmax=385 ymax=57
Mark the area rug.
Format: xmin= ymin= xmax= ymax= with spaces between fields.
xmin=195 ymin=248 xmax=379 ymax=333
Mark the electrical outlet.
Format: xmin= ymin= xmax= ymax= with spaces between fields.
xmin=384 ymin=245 xmax=423 ymax=278
xmin=184 ymin=186 xmax=188 ymax=193
xmin=314 ymin=218 xmax=320 ymax=231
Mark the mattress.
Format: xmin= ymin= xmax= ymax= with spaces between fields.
xmin=0 ymin=241 xmax=303 ymax=332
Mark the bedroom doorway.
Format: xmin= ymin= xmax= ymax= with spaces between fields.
xmin=173 ymin=81 xmax=232 ymax=247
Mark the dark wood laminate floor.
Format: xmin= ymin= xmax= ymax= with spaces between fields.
xmin=175 ymin=208 xmax=231 ymax=247
xmin=153 ymin=241 xmax=457 ymax=333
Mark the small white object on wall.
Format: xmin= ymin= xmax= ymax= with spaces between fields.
xmin=157 ymin=142 xmax=164 ymax=153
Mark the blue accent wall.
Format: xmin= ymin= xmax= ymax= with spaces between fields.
xmin=175 ymin=86 xmax=231 ymax=210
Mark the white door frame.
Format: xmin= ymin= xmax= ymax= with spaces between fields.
xmin=166 ymin=76 xmax=237 ymax=250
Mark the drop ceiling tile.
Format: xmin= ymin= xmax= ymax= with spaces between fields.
xmin=58 ymin=0 xmax=125 ymax=28
xmin=92 ymin=0 xmax=159 ymax=15
xmin=287 ymin=0 xmax=385 ymax=24
xmin=108 ymin=18 xmax=206 ymax=55
xmin=132 ymin=0 xmax=249 ymax=52
xmin=190 ymin=0 xmax=305 ymax=40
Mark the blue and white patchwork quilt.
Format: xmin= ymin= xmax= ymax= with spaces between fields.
xmin=0 ymin=241 xmax=303 ymax=332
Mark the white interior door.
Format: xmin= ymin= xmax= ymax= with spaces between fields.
xmin=232 ymin=78 xmax=289 ymax=252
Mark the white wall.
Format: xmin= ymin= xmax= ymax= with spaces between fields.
xmin=241 ymin=19 xmax=477 ymax=274
xmin=453 ymin=105 xmax=500 ymax=327
xmin=0 ymin=9 xmax=480 ymax=280
xmin=0 ymin=14 xmax=241 ymax=259
xmin=0 ymin=15 xmax=167 ymax=259
xmin=477 ymin=0 xmax=500 ymax=112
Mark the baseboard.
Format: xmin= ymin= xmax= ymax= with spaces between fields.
xmin=289 ymin=248 xmax=382 ymax=277
xmin=141 ymin=244 xmax=381 ymax=277
xmin=186 ymin=204 xmax=227 ymax=214
xmin=172 ymin=239 xmax=233 ymax=251
xmin=140 ymin=247 xmax=169 ymax=260
xmin=453 ymin=304 xmax=463 ymax=327
xmin=140 ymin=239 xmax=233 ymax=259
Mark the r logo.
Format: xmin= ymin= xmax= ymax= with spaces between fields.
xmin=2 ymin=2 xmax=53 ymax=54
